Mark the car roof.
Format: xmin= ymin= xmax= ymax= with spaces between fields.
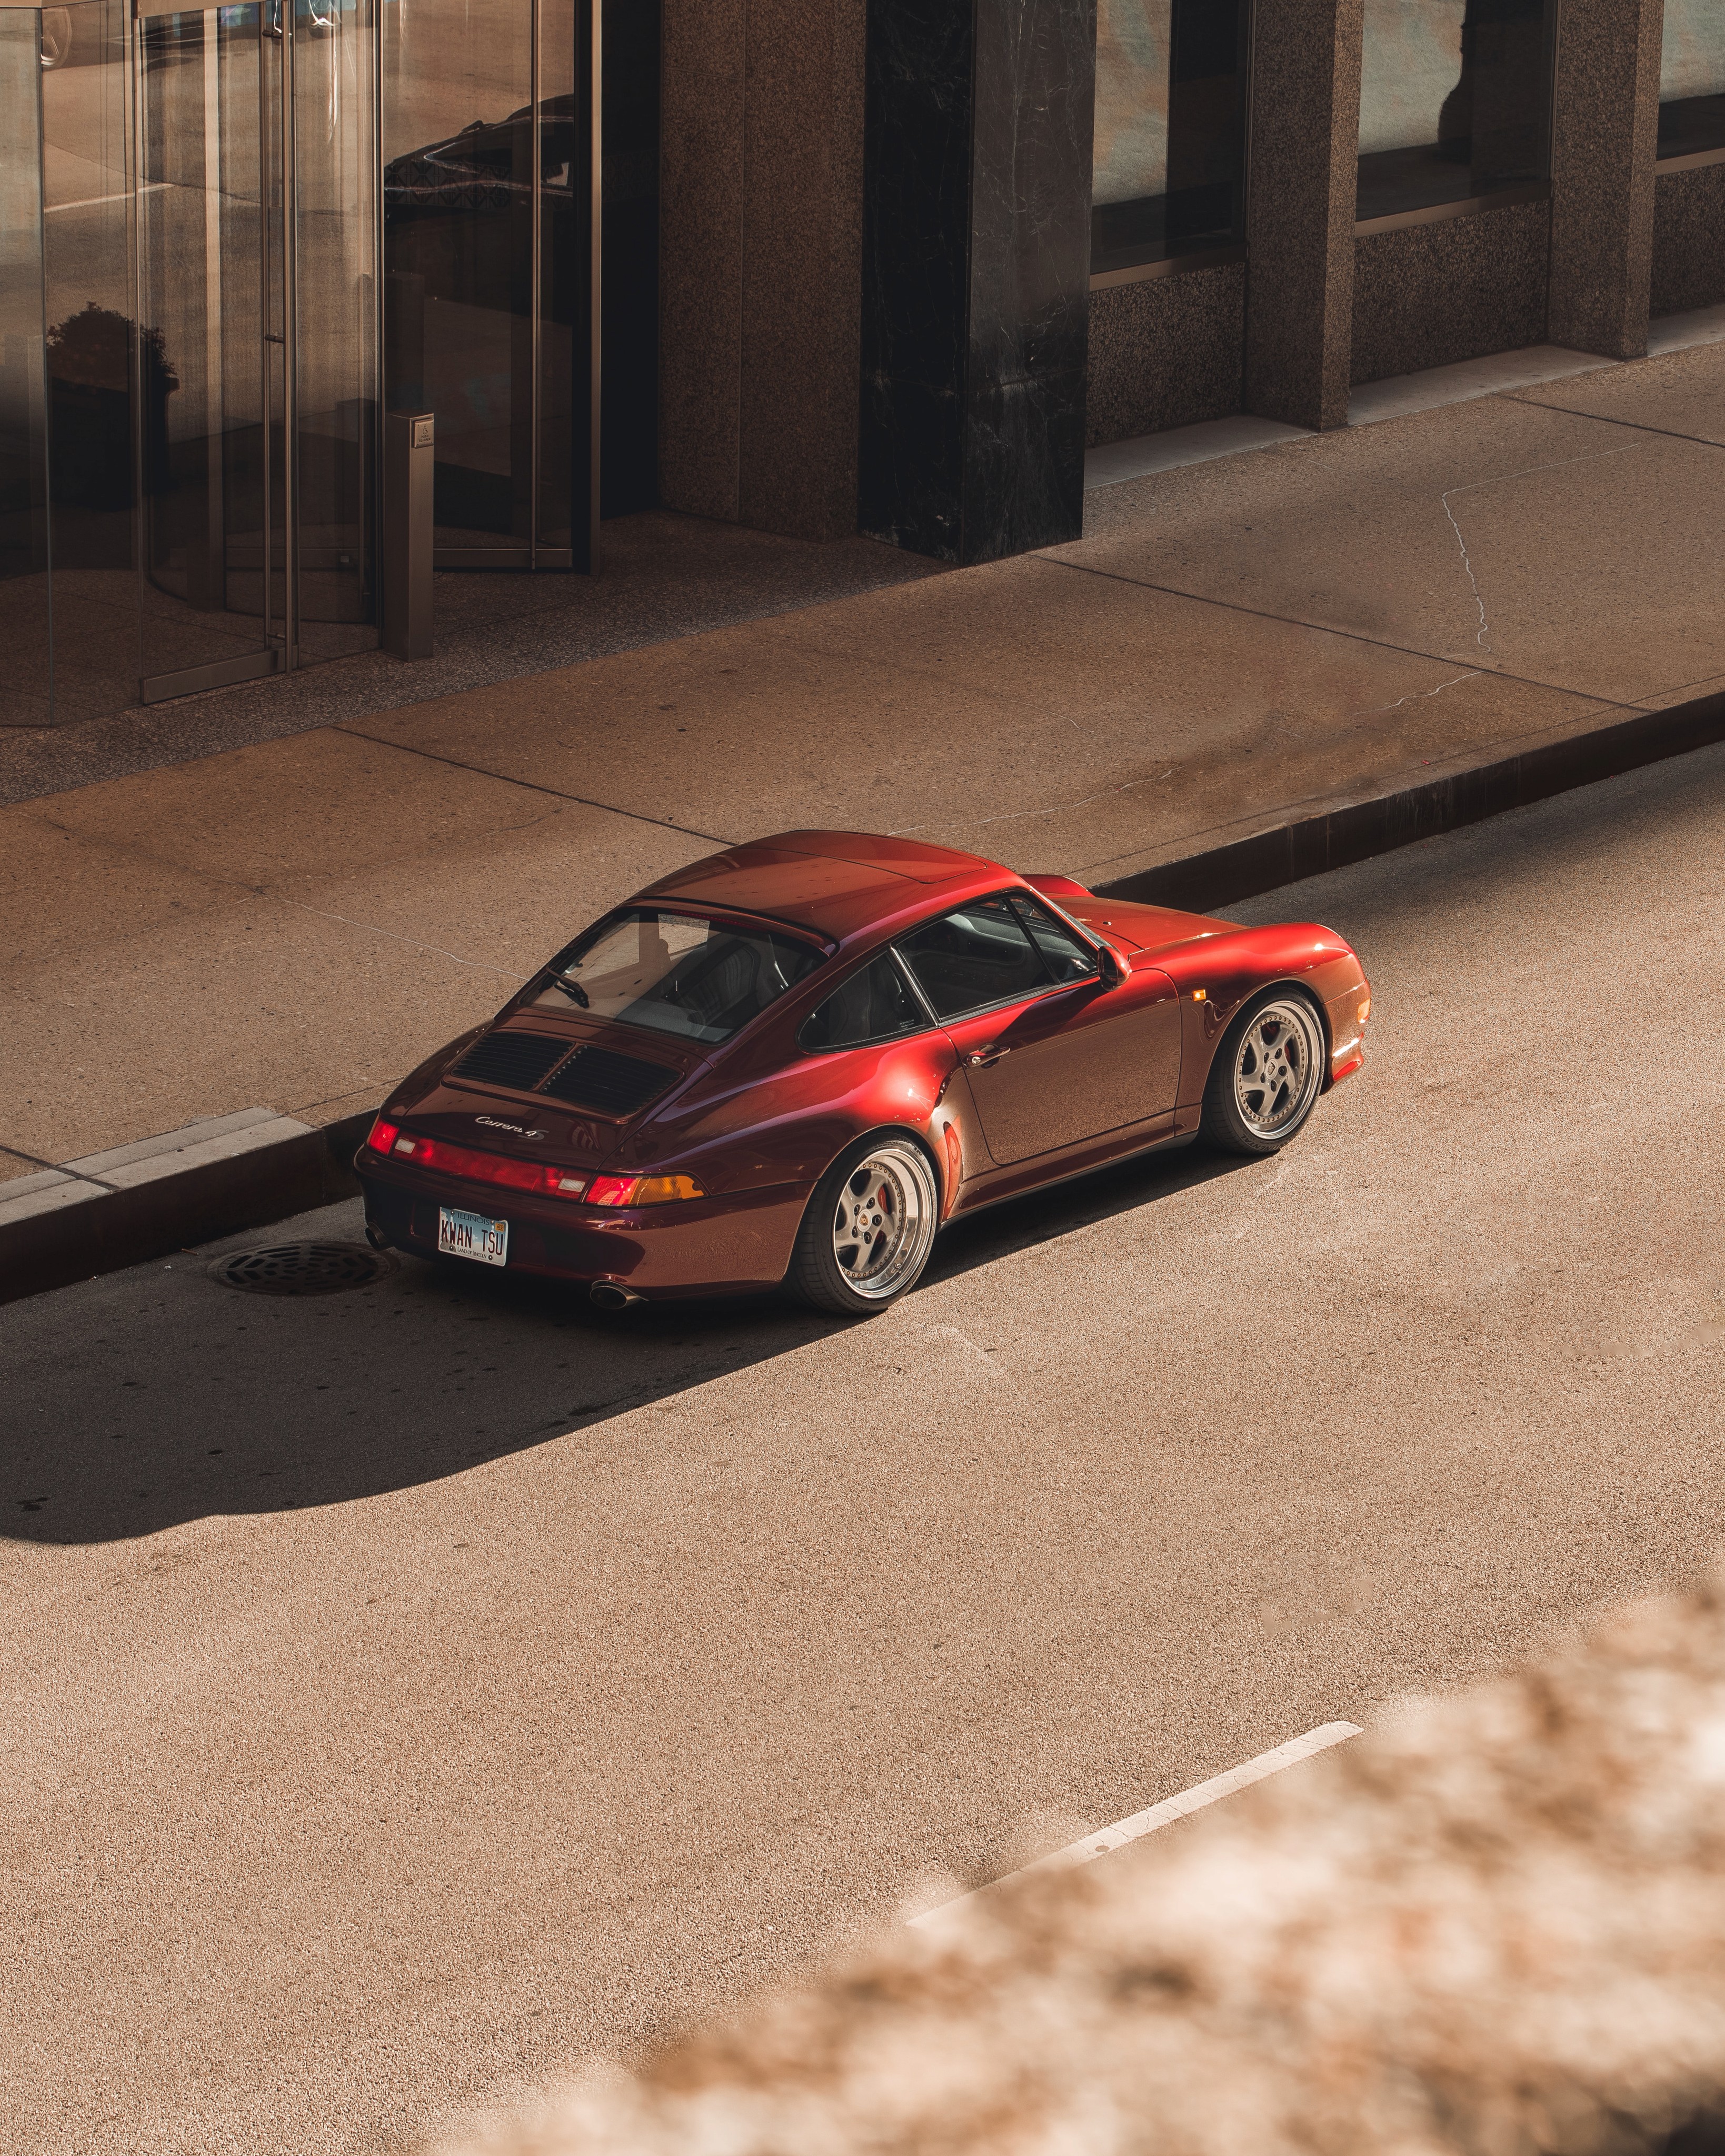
xmin=634 ymin=830 xmax=1008 ymax=941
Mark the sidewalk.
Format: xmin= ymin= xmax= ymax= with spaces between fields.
xmin=5 ymin=332 xmax=1724 ymax=1189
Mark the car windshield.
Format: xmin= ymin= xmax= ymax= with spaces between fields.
xmin=533 ymin=908 xmax=825 ymax=1045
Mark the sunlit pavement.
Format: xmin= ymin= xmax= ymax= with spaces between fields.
xmin=7 ymin=334 xmax=1725 ymax=1180
xmin=5 ymin=742 xmax=1725 ymax=2154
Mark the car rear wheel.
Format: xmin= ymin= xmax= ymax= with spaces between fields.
xmin=789 ymin=1134 xmax=940 ymax=1315
xmin=1201 ymin=989 xmax=1325 ymax=1156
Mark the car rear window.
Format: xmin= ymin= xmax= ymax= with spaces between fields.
xmin=534 ymin=909 xmax=824 ymax=1045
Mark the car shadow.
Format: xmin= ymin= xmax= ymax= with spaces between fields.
xmin=3 ymin=1136 xmax=1254 ymax=1546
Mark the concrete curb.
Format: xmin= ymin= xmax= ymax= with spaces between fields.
xmin=1095 ymin=688 xmax=1725 ymax=915
xmin=5 ymin=685 xmax=1722 ymax=1311
xmin=0 ymin=1107 xmax=374 ymax=1308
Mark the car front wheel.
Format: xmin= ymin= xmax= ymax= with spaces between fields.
xmin=1201 ymin=989 xmax=1326 ymax=1156
xmin=789 ymin=1134 xmax=940 ymax=1315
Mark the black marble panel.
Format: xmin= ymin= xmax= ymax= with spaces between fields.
xmin=600 ymin=0 xmax=661 ymax=518
xmin=861 ymin=0 xmax=1094 ymax=563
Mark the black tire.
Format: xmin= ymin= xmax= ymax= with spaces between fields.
xmin=788 ymin=1132 xmax=941 ymax=1315
xmin=1200 ymin=987 xmax=1327 ymax=1156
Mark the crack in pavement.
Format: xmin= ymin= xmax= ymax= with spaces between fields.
xmin=1438 ymin=441 xmax=1648 ymax=657
xmin=1441 ymin=490 xmax=1493 ymax=651
xmin=1354 ymin=670 xmax=1485 ymax=717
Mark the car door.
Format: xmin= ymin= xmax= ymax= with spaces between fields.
xmin=896 ymin=893 xmax=1182 ymax=1166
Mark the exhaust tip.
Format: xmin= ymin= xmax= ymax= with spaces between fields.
xmin=589 ymin=1280 xmax=644 ymax=1311
xmin=363 ymin=1222 xmax=393 ymax=1253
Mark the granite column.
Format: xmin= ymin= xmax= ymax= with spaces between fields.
xmin=1241 ymin=0 xmax=1363 ymax=431
xmin=1548 ymin=0 xmax=1664 ymax=358
xmin=658 ymin=0 xmax=866 ymax=541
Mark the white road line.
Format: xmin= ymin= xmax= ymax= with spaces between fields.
xmin=909 ymin=1720 xmax=1364 ymax=1929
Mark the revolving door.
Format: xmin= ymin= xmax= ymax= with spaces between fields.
xmin=0 ymin=0 xmax=378 ymax=725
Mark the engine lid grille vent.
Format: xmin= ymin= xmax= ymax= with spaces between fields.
xmin=450 ymin=1032 xmax=570 ymax=1092
xmin=539 ymin=1044 xmax=679 ymax=1117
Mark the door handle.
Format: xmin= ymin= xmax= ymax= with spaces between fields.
xmin=967 ymin=1045 xmax=1011 ymax=1067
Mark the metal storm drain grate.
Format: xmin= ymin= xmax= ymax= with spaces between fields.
xmin=208 ymin=1241 xmax=398 ymax=1296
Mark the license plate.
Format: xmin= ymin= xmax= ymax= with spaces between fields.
xmin=437 ymin=1206 xmax=508 ymax=1266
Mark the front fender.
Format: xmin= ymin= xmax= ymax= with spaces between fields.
xmin=1150 ymin=922 xmax=1366 ymax=1106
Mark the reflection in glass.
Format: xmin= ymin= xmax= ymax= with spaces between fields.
xmin=1355 ymin=0 xmax=1553 ymax=223
xmin=1658 ymin=0 xmax=1725 ymax=159
xmin=1090 ymin=0 xmax=1249 ymax=277
xmin=383 ymin=0 xmax=535 ymax=553
xmin=293 ymin=0 xmax=380 ymax=655
xmin=40 ymin=0 xmax=139 ymax=720
xmin=135 ymin=4 xmax=273 ymax=689
xmin=0 ymin=12 xmax=52 ymax=725
xmin=2 ymin=0 xmax=377 ymax=725
xmin=537 ymin=0 xmax=576 ymax=550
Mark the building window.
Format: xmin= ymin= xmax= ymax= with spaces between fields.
xmin=1355 ymin=0 xmax=1553 ymax=225
xmin=1090 ymin=0 xmax=1250 ymax=279
xmin=1658 ymin=0 xmax=1725 ymax=161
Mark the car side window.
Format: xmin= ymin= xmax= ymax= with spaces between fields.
xmin=1010 ymin=894 xmax=1099 ymax=984
xmin=896 ymin=895 xmax=1050 ymax=1021
xmin=800 ymin=952 xmax=928 ymax=1052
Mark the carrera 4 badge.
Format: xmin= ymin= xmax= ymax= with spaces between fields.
xmin=475 ymin=1116 xmax=548 ymax=1139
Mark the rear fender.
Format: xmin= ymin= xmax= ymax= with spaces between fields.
xmin=616 ymin=1032 xmax=970 ymax=1212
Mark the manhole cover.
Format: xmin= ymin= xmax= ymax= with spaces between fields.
xmin=208 ymin=1241 xmax=397 ymax=1296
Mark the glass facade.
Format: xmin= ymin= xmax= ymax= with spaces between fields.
xmin=1090 ymin=0 xmax=1249 ymax=277
xmin=0 ymin=0 xmax=378 ymax=725
xmin=0 ymin=0 xmax=655 ymax=725
xmin=381 ymin=0 xmax=594 ymax=565
xmin=1355 ymin=0 xmax=1554 ymax=224
xmin=1658 ymin=0 xmax=1725 ymax=160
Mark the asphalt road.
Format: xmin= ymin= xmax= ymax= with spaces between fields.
xmin=6 ymin=742 xmax=1725 ymax=2155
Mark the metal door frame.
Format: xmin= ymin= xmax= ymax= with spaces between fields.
xmin=420 ymin=0 xmax=600 ymax=573
xmin=133 ymin=0 xmax=284 ymax=700
xmin=133 ymin=0 xmax=380 ymax=702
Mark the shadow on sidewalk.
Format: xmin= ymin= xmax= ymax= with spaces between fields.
xmin=2 ymin=1137 xmax=1250 ymax=1546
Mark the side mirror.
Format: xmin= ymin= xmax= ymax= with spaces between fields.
xmin=1095 ymin=937 xmax=1127 ymax=986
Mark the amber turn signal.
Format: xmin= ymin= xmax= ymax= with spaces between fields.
xmin=586 ymin=1173 xmax=707 ymax=1207
xmin=635 ymin=1175 xmax=706 ymax=1204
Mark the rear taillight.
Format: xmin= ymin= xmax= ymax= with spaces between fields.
xmin=382 ymin=1130 xmax=588 ymax=1199
xmin=377 ymin=1130 xmax=704 ymax=1206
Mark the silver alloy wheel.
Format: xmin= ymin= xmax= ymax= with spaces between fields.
xmin=829 ymin=1140 xmax=938 ymax=1302
xmin=1231 ymin=997 xmax=1322 ymax=1139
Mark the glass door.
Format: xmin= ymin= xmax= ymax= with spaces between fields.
xmin=0 ymin=0 xmax=377 ymax=724
xmin=134 ymin=0 xmax=276 ymax=696
xmin=0 ymin=7 xmax=53 ymax=725
xmin=135 ymin=0 xmax=377 ymax=702
xmin=5 ymin=0 xmax=136 ymax=726
xmin=382 ymin=0 xmax=595 ymax=568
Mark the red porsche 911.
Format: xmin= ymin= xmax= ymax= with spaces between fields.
xmin=356 ymin=830 xmax=1370 ymax=1315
